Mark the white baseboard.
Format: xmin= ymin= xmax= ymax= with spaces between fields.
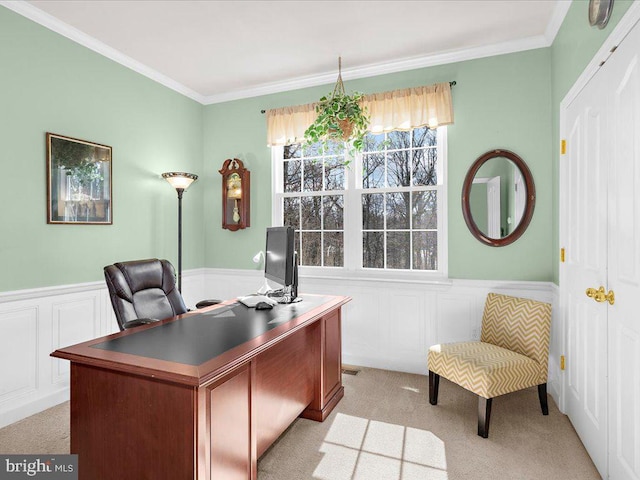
xmin=0 ymin=390 xmax=69 ymax=429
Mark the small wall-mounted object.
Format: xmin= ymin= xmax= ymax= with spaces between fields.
xmin=588 ymin=0 xmax=613 ymax=29
xmin=219 ymin=158 xmax=250 ymax=231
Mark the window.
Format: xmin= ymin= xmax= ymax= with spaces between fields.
xmin=273 ymin=127 xmax=447 ymax=277
xmin=361 ymin=127 xmax=441 ymax=271
xmin=280 ymin=142 xmax=346 ymax=267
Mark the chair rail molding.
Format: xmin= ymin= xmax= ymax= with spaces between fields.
xmin=201 ymin=268 xmax=560 ymax=405
xmin=0 ymin=268 xmax=559 ymax=428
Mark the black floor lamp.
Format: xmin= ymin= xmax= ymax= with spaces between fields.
xmin=162 ymin=171 xmax=198 ymax=292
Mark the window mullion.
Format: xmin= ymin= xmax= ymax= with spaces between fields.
xmin=344 ymin=150 xmax=360 ymax=271
xmin=271 ymin=146 xmax=284 ymax=226
xmin=409 ymin=191 xmax=413 ymax=270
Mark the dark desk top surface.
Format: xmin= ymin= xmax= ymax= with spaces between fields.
xmin=91 ymin=295 xmax=330 ymax=366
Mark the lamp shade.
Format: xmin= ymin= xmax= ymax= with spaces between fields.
xmin=162 ymin=172 xmax=198 ymax=191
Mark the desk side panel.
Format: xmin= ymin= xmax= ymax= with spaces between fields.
xmin=254 ymin=325 xmax=315 ymax=457
xmin=301 ymin=308 xmax=345 ymax=422
xmin=323 ymin=309 xmax=342 ymax=404
xmin=208 ymin=364 xmax=252 ymax=480
xmin=71 ymin=364 xmax=195 ymax=480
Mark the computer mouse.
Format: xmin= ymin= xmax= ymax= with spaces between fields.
xmin=255 ymin=301 xmax=273 ymax=310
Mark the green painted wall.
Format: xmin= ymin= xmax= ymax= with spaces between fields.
xmin=7 ymin=0 xmax=632 ymax=290
xmin=0 ymin=7 xmax=205 ymax=291
xmin=550 ymin=0 xmax=635 ymax=284
xmin=204 ymin=48 xmax=553 ymax=281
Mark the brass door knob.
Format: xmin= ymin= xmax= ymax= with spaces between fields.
xmin=585 ymin=287 xmax=600 ymax=299
xmin=585 ymin=286 xmax=615 ymax=305
xmin=604 ymin=289 xmax=615 ymax=305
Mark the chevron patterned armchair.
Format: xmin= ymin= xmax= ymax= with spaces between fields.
xmin=428 ymin=293 xmax=552 ymax=438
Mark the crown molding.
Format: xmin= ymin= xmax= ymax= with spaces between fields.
xmin=202 ymin=34 xmax=552 ymax=104
xmin=545 ymin=0 xmax=573 ymax=44
xmin=0 ymin=0 xmax=207 ymax=104
xmin=3 ymin=0 xmax=571 ymax=106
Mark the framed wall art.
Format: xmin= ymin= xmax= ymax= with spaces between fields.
xmin=46 ymin=132 xmax=112 ymax=225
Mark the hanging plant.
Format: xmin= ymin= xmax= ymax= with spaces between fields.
xmin=303 ymin=58 xmax=370 ymax=154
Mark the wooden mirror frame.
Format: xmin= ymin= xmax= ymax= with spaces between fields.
xmin=461 ymin=149 xmax=535 ymax=247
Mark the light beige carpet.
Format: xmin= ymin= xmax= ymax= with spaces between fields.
xmin=0 ymin=367 xmax=599 ymax=480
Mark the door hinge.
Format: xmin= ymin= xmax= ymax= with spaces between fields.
xmin=560 ymin=248 xmax=565 ymax=263
xmin=561 ymin=139 xmax=566 ymax=155
xmin=561 ymin=355 xmax=566 ymax=370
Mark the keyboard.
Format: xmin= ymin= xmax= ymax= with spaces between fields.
xmin=238 ymin=295 xmax=278 ymax=308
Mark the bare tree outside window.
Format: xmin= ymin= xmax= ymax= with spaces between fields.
xmin=281 ymin=142 xmax=345 ymax=267
xmin=361 ymin=126 xmax=439 ymax=270
xmin=276 ymin=125 xmax=443 ymax=273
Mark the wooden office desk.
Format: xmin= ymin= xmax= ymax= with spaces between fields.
xmin=51 ymin=294 xmax=350 ymax=480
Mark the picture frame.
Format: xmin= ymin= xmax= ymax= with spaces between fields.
xmin=46 ymin=132 xmax=112 ymax=225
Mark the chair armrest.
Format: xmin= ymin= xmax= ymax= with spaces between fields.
xmin=122 ymin=318 xmax=160 ymax=329
xmin=195 ymin=299 xmax=222 ymax=309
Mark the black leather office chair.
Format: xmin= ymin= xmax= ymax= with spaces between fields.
xmin=104 ymin=258 xmax=220 ymax=331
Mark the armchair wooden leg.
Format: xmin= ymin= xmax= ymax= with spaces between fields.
xmin=478 ymin=396 xmax=492 ymax=438
xmin=538 ymin=383 xmax=549 ymax=415
xmin=429 ymin=371 xmax=440 ymax=405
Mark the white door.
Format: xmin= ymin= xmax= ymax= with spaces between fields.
xmin=606 ymin=18 xmax=640 ymax=480
xmin=563 ymin=16 xmax=640 ymax=480
xmin=563 ymin=65 xmax=609 ymax=478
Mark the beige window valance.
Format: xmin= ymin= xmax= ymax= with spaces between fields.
xmin=266 ymin=81 xmax=454 ymax=146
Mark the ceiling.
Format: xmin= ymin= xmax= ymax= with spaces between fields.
xmin=8 ymin=1 xmax=570 ymax=104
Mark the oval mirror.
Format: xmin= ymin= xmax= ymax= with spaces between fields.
xmin=462 ymin=149 xmax=535 ymax=247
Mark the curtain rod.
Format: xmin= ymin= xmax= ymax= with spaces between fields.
xmin=260 ymin=81 xmax=457 ymax=114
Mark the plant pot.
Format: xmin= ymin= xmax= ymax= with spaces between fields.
xmin=328 ymin=119 xmax=354 ymax=141
xmin=338 ymin=119 xmax=354 ymax=140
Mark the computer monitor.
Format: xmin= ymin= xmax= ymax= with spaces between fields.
xmin=264 ymin=226 xmax=299 ymax=302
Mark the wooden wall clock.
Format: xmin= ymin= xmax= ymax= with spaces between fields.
xmin=219 ymin=158 xmax=250 ymax=231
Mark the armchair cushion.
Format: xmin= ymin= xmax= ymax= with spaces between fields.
xmin=428 ymin=341 xmax=542 ymax=399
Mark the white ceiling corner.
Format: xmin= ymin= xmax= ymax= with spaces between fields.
xmin=544 ymin=0 xmax=573 ymax=45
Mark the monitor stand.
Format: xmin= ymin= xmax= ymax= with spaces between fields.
xmin=266 ymin=252 xmax=301 ymax=304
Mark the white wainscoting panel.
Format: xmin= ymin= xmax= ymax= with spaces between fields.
xmin=0 ymin=307 xmax=38 ymax=403
xmin=202 ymin=270 xmax=557 ymax=380
xmin=51 ymin=296 xmax=100 ymax=383
xmin=0 ymin=285 xmax=108 ymax=428
xmin=0 ymin=268 xmax=559 ymax=429
xmin=341 ymin=288 xmax=383 ymax=363
xmin=436 ymin=293 xmax=478 ymax=344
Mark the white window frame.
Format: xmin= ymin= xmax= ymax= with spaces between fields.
xmin=272 ymin=127 xmax=448 ymax=283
